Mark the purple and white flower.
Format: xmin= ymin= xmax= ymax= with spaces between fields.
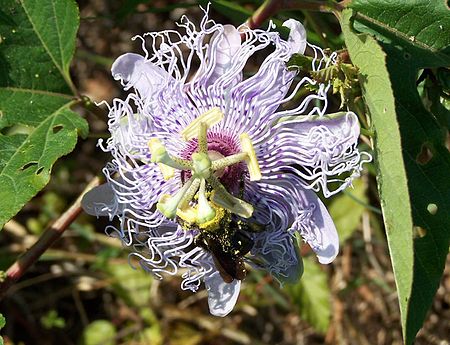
xmin=82 ymin=7 xmax=369 ymax=317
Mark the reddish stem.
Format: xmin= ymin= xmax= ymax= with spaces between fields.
xmin=246 ymin=0 xmax=281 ymax=29
xmin=0 ymin=177 xmax=101 ymax=300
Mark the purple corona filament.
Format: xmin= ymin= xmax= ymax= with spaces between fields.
xmin=82 ymin=6 xmax=370 ymax=317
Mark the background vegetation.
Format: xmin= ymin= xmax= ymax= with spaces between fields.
xmin=0 ymin=1 xmax=449 ymax=344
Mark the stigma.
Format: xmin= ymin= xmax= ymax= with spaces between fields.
xmin=149 ymin=108 xmax=261 ymax=228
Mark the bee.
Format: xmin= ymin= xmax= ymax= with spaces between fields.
xmin=196 ymin=220 xmax=263 ymax=283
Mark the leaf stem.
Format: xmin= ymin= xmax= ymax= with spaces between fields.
xmin=342 ymin=189 xmax=382 ymax=215
xmin=0 ymin=177 xmax=101 ymax=301
xmin=81 ymin=95 xmax=108 ymax=119
xmin=67 ymin=77 xmax=80 ymax=98
xmin=360 ymin=127 xmax=375 ymax=138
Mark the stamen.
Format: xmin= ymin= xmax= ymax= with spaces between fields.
xmin=197 ymin=179 xmax=216 ymax=224
xmin=157 ymin=178 xmax=195 ymax=219
xmin=181 ymin=107 xmax=224 ymax=141
xmin=179 ymin=178 xmax=201 ymax=209
xmin=211 ymin=152 xmax=248 ymax=171
xmin=158 ymin=163 xmax=175 ymax=180
xmin=177 ymin=205 xmax=198 ymax=224
xmin=149 ymin=138 xmax=192 ymax=170
xmin=208 ymin=175 xmax=254 ymax=218
xmin=198 ymin=203 xmax=225 ymax=231
xmin=155 ymin=109 xmax=261 ymax=224
xmin=240 ymin=133 xmax=262 ymax=181
xmin=192 ymin=152 xmax=212 ymax=179
xmin=198 ymin=122 xmax=208 ymax=153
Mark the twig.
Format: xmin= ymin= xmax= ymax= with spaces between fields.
xmin=0 ymin=177 xmax=101 ymax=300
xmin=72 ymin=289 xmax=89 ymax=327
xmin=246 ymin=0 xmax=281 ymax=29
xmin=246 ymin=0 xmax=346 ymax=29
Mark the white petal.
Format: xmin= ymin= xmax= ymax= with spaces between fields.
xmin=249 ymin=175 xmax=339 ymax=264
xmin=280 ymin=252 xmax=304 ymax=283
xmin=81 ymin=183 xmax=120 ymax=217
xmin=304 ymin=189 xmax=339 ymax=264
xmin=204 ymin=271 xmax=241 ymax=317
xmin=283 ymin=19 xmax=307 ymax=54
xmin=208 ymin=25 xmax=241 ymax=85
xmin=111 ymin=53 xmax=170 ymax=97
xmin=258 ymin=112 xmax=363 ymax=198
xmin=257 ymin=235 xmax=304 ymax=284
xmin=215 ymin=25 xmax=241 ymax=67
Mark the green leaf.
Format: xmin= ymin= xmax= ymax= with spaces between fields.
xmin=341 ymin=4 xmax=450 ymax=343
xmin=170 ymin=323 xmax=203 ymax=345
xmin=285 ymin=257 xmax=331 ymax=333
xmin=138 ymin=326 xmax=163 ymax=345
xmin=0 ymin=0 xmax=87 ymax=228
xmin=107 ymin=264 xmax=152 ymax=307
xmin=0 ymin=313 xmax=5 ymax=345
xmin=40 ymin=309 xmax=66 ymax=329
xmin=0 ymin=0 xmax=79 ymax=95
xmin=0 ymin=103 xmax=88 ymax=227
xmin=351 ymin=0 xmax=450 ymax=51
xmin=81 ymin=320 xmax=117 ymax=345
xmin=328 ymin=178 xmax=367 ymax=244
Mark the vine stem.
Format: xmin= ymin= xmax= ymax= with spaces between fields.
xmin=246 ymin=0 xmax=347 ymax=29
xmin=0 ymin=177 xmax=101 ymax=300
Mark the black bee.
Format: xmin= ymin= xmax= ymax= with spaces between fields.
xmin=196 ymin=220 xmax=263 ymax=283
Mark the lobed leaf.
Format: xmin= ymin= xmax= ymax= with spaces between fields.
xmin=0 ymin=0 xmax=87 ymax=228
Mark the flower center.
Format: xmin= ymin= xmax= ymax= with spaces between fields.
xmin=148 ymin=108 xmax=261 ymax=229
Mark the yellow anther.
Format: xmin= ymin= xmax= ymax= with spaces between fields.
xmin=181 ymin=107 xmax=224 ymax=141
xmin=212 ymin=191 xmax=254 ymax=218
xmin=157 ymin=194 xmax=176 ymax=218
xmin=208 ymin=176 xmax=254 ymax=218
xmin=148 ymin=138 xmax=167 ymax=163
xmin=198 ymin=122 xmax=208 ymax=153
xmin=157 ymin=178 xmax=194 ymax=219
xmin=179 ymin=178 xmax=201 ymax=209
xmin=198 ymin=202 xmax=225 ymax=231
xmin=211 ymin=152 xmax=247 ymax=171
xmin=240 ymin=133 xmax=262 ymax=181
xmin=158 ymin=163 xmax=175 ymax=180
xmin=177 ymin=205 xmax=198 ymax=224
xmin=197 ymin=179 xmax=216 ymax=224
xmin=148 ymin=138 xmax=192 ymax=170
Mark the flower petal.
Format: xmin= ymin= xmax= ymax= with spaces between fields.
xmin=253 ymin=228 xmax=304 ymax=284
xmin=207 ymin=24 xmax=242 ymax=85
xmin=301 ymin=188 xmax=339 ymax=264
xmin=204 ymin=271 xmax=241 ymax=317
xmin=246 ymin=172 xmax=339 ymax=264
xmin=81 ymin=183 xmax=121 ymax=217
xmin=256 ymin=112 xmax=368 ymax=197
xmin=111 ymin=53 xmax=170 ymax=97
xmin=283 ymin=19 xmax=307 ymax=54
